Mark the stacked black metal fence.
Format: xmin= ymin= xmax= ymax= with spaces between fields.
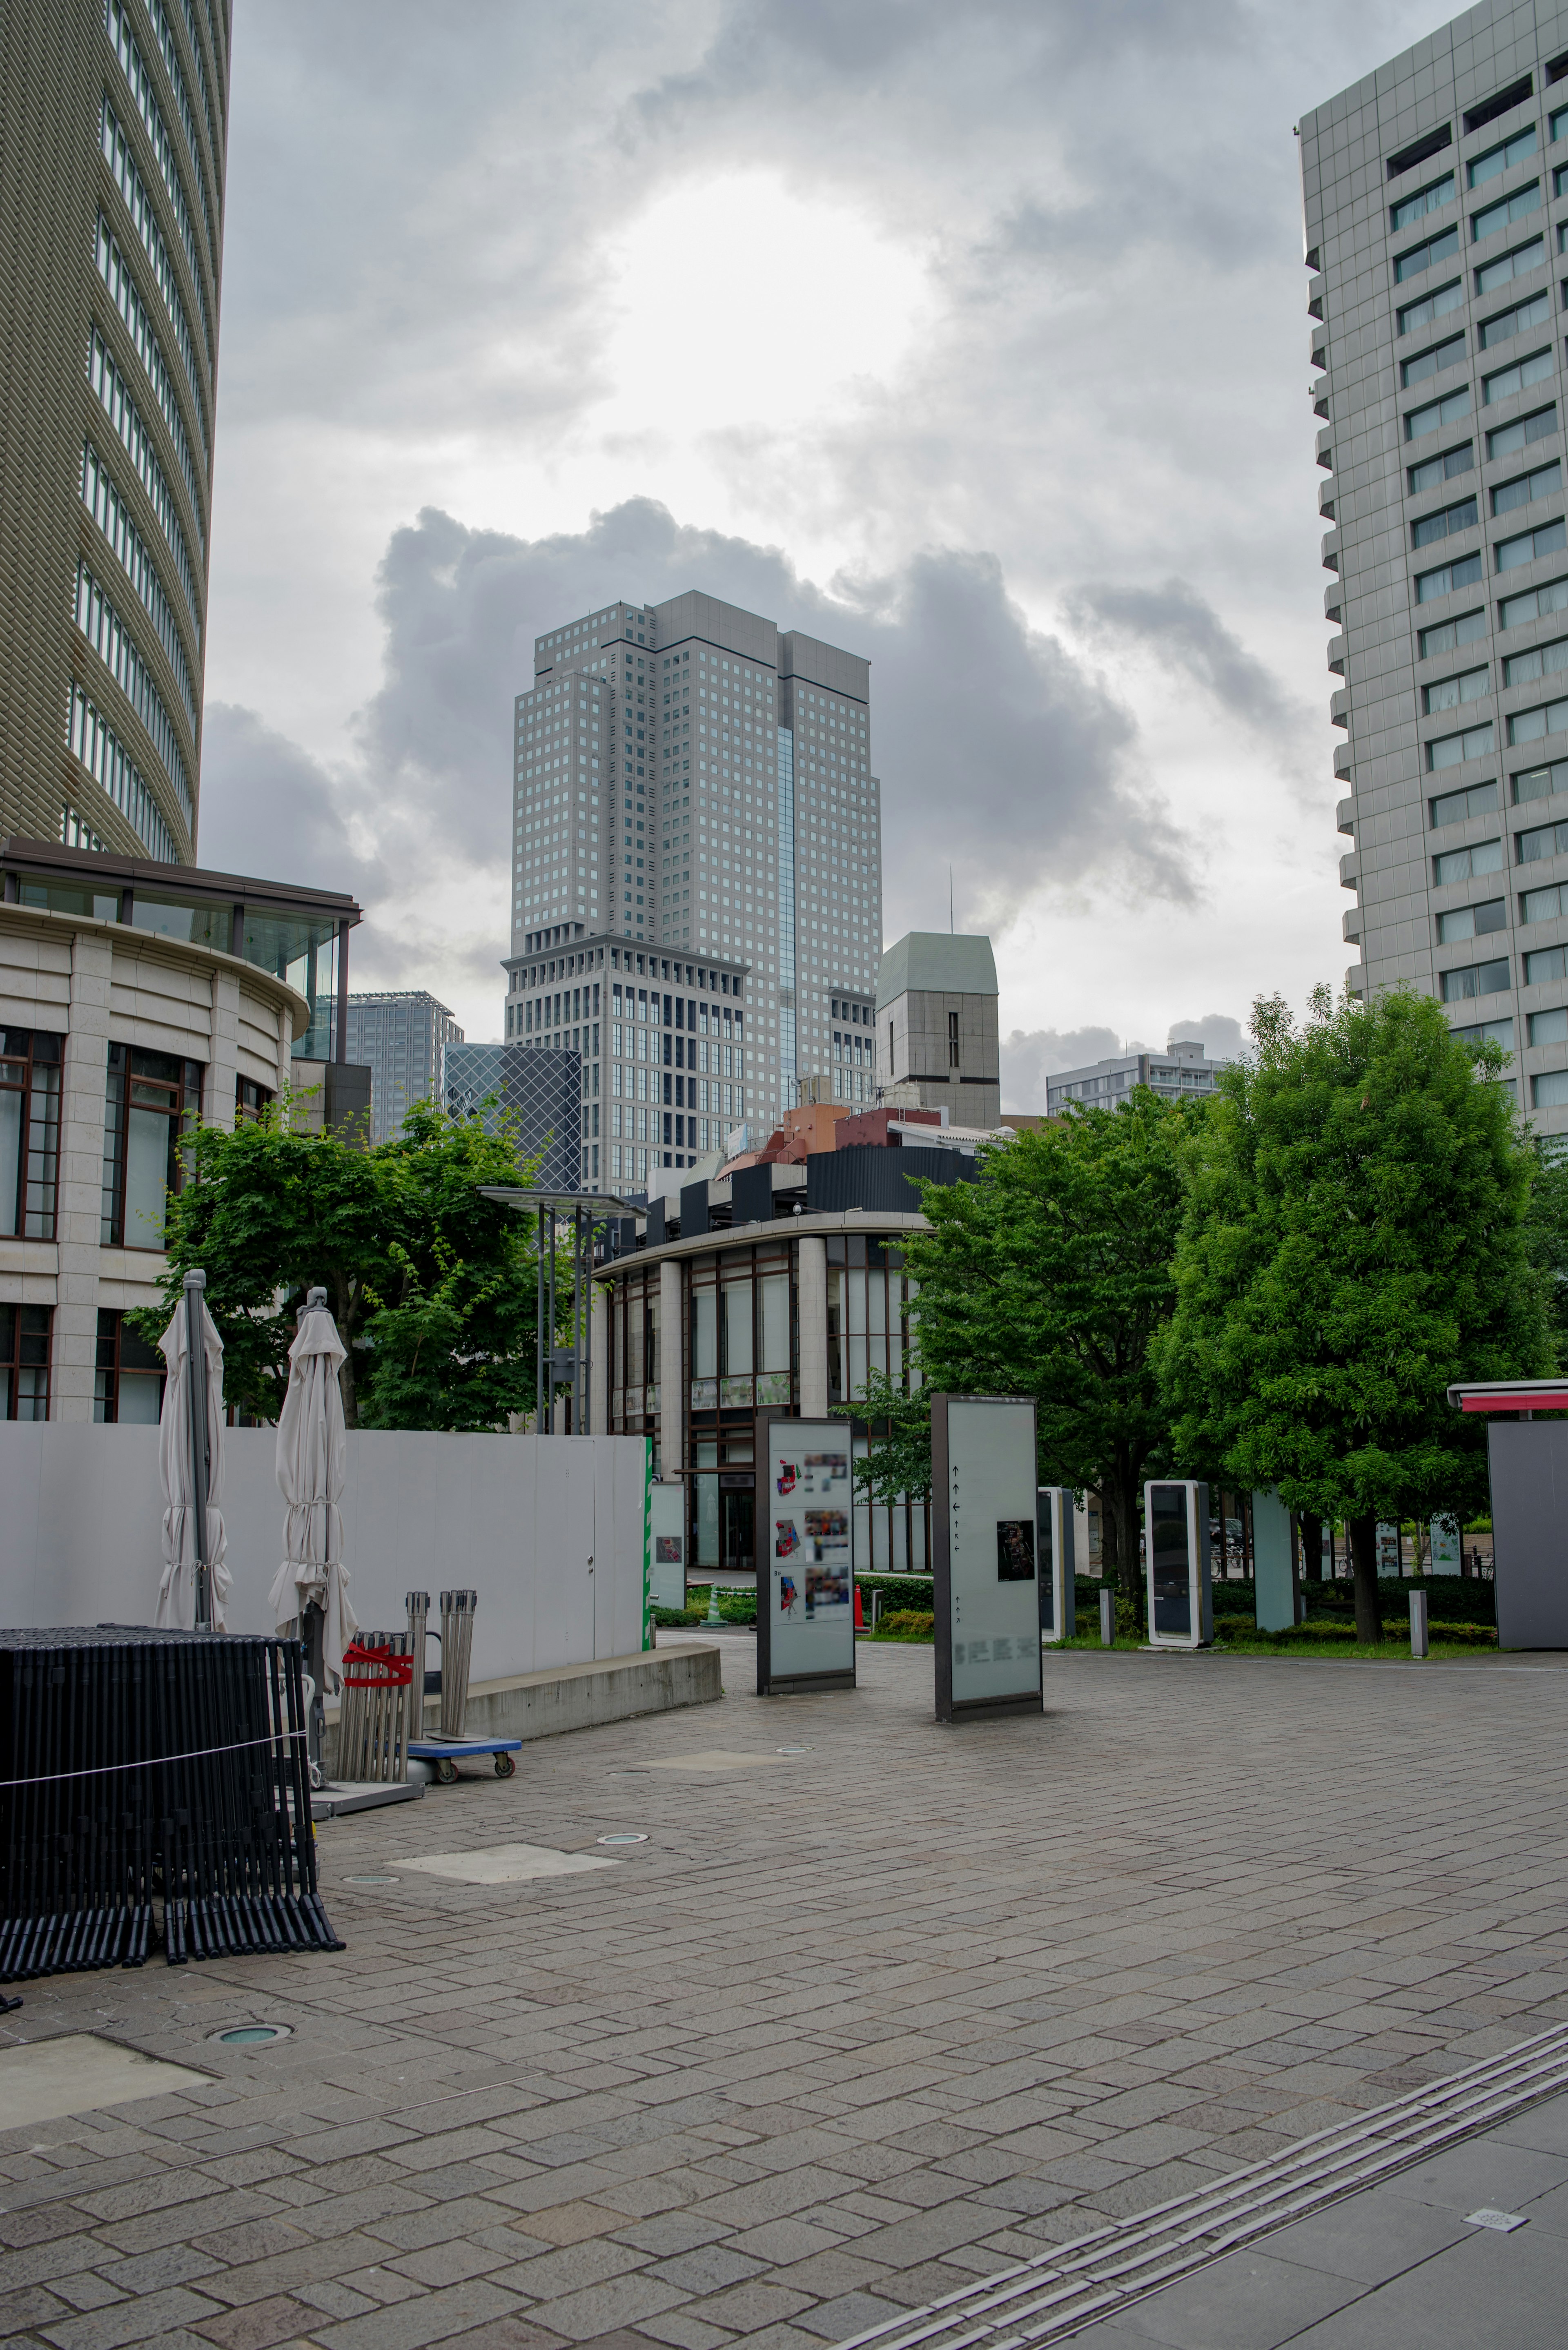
xmin=0 ymin=1627 xmax=342 ymax=1980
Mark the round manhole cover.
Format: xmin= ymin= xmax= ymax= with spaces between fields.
xmin=597 ymin=1833 xmax=649 ymax=1846
xmin=210 ymin=2024 xmax=292 ymax=2047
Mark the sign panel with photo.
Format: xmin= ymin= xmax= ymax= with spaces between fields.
xmin=648 ymin=1481 xmax=686 ymax=1610
xmin=757 ymin=1414 xmax=856 ymax=1693
xmin=933 ymin=1395 xmax=1042 ymax=1720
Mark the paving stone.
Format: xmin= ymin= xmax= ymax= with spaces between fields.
xmin=190 ymin=2296 xmax=330 ymax=2350
xmin=11 ymin=1648 xmax=1568 ymax=2350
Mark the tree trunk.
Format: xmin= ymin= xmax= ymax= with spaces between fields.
xmin=1299 ymin=1512 xmax=1324 ymax=1583
xmin=335 ymin=1272 xmax=359 ymax=1429
xmin=1114 ymin=1472 xmax=1143 ymax=1615
xmin=1348 ymin=1513 xmax=1382 ymax=1644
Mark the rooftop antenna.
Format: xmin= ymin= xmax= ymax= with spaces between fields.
xmin=949 ymin=866 xmax=954 ymax=934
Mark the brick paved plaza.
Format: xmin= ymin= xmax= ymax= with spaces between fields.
xmin=4 ymin=1636 xmax=1568 ymax=2350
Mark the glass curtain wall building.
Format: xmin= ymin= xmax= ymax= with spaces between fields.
xmin=1302 ymin=2 xmax=1568 ymax=1136
xmin=0 ymin=0 xmax=229 ymax=864
xmin=510 ymin=590 xmax=883 ymax=1151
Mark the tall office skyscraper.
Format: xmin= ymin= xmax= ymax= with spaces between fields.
xmin=1303 ymin=4 xmax=1568 ymax=1138
xmin=0 ymin=0 xmax=228 ymax=863
xmin=507 ymin=590 xmax=884 ymax=1151
xmin=340 ymin=991 xmax=463 ymax=1143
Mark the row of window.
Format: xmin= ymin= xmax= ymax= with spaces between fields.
xmin=1412 ymin=459 xmax=1564 ymax=543
xmin=74 ymin=562 xmax=193 ymax=824
xmin=81 ymin=439 xmax=198 ymax=680
xmin=1405 ymin=343 xmax=1556 ymax=443
xmin=94 ymin=185 xmax=206 ymax=494
xmin=0 ymin=1301 xmax=174 ymax=1424
xmin=106 ymin=0 xmax=213 ymax=341
xmin=67 ymin=684 xmax=177 ymax=863
xmin=1441 ymin=943 xmax=1568 ymax=998
xmin=89 ymin=330 xmax=201 ymax=624
xmin=1432 ymin=762 xmax=1568 ymax=826
xmin=3 ymin=1030 xmax=272 ymax=1253
xmin=612 ymin=1069 xmax=744 ymax=1116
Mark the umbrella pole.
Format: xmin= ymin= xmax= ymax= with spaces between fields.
xmin=303 ymin=1602 xmax=325 ymax=1785
xmin=185 ymin=1270 xmax=211 ymax=1630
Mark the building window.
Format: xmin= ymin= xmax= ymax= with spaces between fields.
xmin=1437 ymin=897 xmax=1506 ymax=941
xmin=948 ymin=1010 xmax=960 ymax=1068
xmin=1475 ymin=244 xmax=1547 ymax=303
xmin=94 ymin=1307 xmax=165 ymax=1422
xmin=1426 ymin=722 xmax=1494 ymax=769
xmin=1418 ymin=610 xmax=1487 ymax=659
xmin=1406 ymin=386 xmax=1472 ymax=440
xmin=235 ymin=1074 xmax=273 ymax=1121
xmin=1397 ymin=280 xmax=1463 ymax=337
xmin=1423 ymin=665 xmax=1490 ymax=711
xmin=1440 ymin=957 xmax=1510 ymax=998
xmin=1401 ymin=332 xmax=1466 ymax=387
xmin=1394 ymin=225 xmax=1460 ymax=281
xmin=102 ymin=1043 xmax=202 ymax=1247
xmin=1487 ymin=405 xmax=1557 ymax=459
xmin=1408 ymin=440 xmax=1474 ymax=492
xmin=1415 ymin=552 xmax=1484 ymax=601
xmin=1482 ymin=348 xmax=1555 ymax=406
xmin=0 ymin=1030 xmax=63 ymax=1240
xmin=1433 ymin=839 xmax=1503 ymax=883
xmin=0 ymin=1305 xmax=51 ymax=1421
xmin=1471 ymin=181 xmax=1541 ymax=244
xmin=1516 ymin=817 xmax=1568 ymax=862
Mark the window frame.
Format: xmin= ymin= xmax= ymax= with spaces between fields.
xmin=101 ymin=1041 xmax=203 ymax=1249
xmin=0 ymin=1028 xmax=63 ymax=1242
xmin=0 ymin=1303 xmax=51 ymax=1421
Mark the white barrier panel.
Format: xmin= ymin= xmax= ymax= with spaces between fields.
xmin=0 ymin=1425 xmax=650 ymax=1681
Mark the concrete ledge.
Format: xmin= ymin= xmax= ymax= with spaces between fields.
xmin=323 ymin=1639 xmax=722 ymax=1778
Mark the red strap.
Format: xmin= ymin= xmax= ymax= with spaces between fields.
xmin=341 ymin=1640 xmax=414 ymax=1687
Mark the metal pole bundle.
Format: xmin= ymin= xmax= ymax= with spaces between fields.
xmin=437 ymin=1590 xmax=477 ymax=1738
xmin=0 ymin=1627 xmax=341 ymax=1982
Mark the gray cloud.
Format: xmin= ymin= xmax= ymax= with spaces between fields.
xmin=1002 ymin=1026 xmax=1121 ymax=1110
xmin=1065 ymin=577 xmax=1313 ymax=754
xmin=196 ymin=704 xmax=388 ymax=904
xmin=1167 ymin=1012 xmax=1245 ymax=1061
xmin=327 ymin=498 xmax=1197 ymax=937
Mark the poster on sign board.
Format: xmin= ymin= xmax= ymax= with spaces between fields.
xmin=648 ymin=1482 xmax=686 ymax=1610
xmin=933 ymin=1395 xmax=1042 ymax=1721
xmin=755 ymin=1411 xmax=856 ymax=1694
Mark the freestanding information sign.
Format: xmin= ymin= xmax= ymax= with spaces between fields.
xmin=755 ymin=1410 xmax=856 ymax=1695
xmin=1037 ymin=1487 xmax=1076 ymax=1644
xmin=1144 ymin=1481 xmax=1212 ymax=1648
xmin=648 ymin=1481 xmax=686 ymax=1611
xmin=934 ymin=1395 xmax=1042 ymax=1721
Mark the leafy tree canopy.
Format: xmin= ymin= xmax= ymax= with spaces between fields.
xmin=896 ymin=1089 xmax=1200 ymax=1593
xmin=1156 ymin=985 xmax=1552 ymax=1634
xmin=137 ymin=1095 xmax=550 ymax=1430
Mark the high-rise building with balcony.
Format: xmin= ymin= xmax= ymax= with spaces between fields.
xmin=507 ymin=591 xmax=883 ymax=1169
xmin=1 ymin=0 xmax=229 ymax=866
xmin=1302 ymin=2 xmax=1568 ymax=1135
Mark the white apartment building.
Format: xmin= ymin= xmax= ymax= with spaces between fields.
xmin=506 ymin=591 xmax=882 ymax=1175
xmin=1043 ymin=1038 xmax=1229 ymax=1115
xmin=1303 ymin=4 xmax=1568 ymax=1135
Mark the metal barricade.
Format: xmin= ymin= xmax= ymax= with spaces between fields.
xmin=438 ymin=1589 xmax=477 ymax=1738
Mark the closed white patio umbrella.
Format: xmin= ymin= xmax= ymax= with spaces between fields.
xmin=156 ymin=1269 xmax=230 ymax=1630
xmin=269 ymin=1287 xmax=358 ymax=1773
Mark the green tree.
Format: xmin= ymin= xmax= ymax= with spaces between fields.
xmin=1523 ymin=1127 xmax=1568 ymax=1363
xmin=140 ymin=1092 xmax=552 ymax=1430
xmin=833 ymin=1365 xmax=933 ymax=1503
xmin=1157 ymin=985 xmax=1552 ymax=1642
xmin=899 ymin=1090 xmax=1199 ymax=1600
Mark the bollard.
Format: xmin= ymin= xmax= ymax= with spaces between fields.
xmin=1100 ymin=1587 xmax=1115 ymax=1647
xmin=1410 ymin=1588 xmax=1429 ymax=1661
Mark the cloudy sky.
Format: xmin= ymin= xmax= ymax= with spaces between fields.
xmin=198 ymin=0 xmax=1442 ymax=1098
